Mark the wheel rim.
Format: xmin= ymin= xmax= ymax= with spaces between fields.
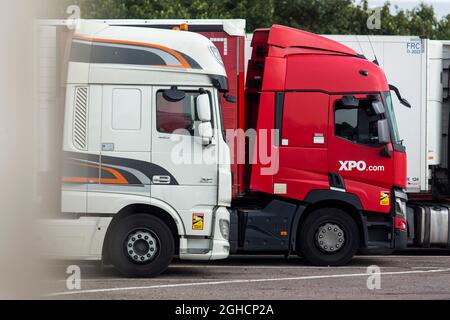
xmin=315 ymin=222 xmax=346 ymax=253
xmin=124 ymin=229 xmax=159 ymax=264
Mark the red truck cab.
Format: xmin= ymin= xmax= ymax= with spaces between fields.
xmin=229 ymin=25 xmax=408 ymax=266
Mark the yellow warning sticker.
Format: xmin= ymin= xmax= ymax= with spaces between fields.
xmin=192 ymin=214 xmax=204 ymax=230
xmin=380 ymin=191 xmax=390 ymax=206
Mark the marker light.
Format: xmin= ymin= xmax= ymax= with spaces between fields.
xmin=210 ymin=46 xmax=224 ymax=66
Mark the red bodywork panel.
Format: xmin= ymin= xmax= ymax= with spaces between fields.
xmin=249 ymin=92 xmax=279 ymax=195
xmin=394 ymin=150 xmax=407 ymax=189
xmin=246 ymin=25 xmax=407 ymax=214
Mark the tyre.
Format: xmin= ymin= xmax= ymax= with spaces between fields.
xmin=298 ymin=208 xmax=359 ymax=266
xmin=107 ymin=214 xmax=175 ymax=277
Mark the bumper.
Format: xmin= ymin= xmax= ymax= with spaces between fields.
xmin=362 ymin=189 xmax=408 ymax=253
xmin=179 ymin=206 xmax=230 ymax=261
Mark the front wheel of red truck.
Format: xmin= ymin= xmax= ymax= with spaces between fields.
xmin=298 ymin=208 xmax=359 ymax=266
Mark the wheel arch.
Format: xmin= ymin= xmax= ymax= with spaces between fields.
xmin=291 ymin=191 xmax=367 ymax=252
xmin=102 ymin=202 xmax=183 ymax=264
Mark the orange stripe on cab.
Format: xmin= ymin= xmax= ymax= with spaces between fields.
xmin=73 ymin=35 xmax=192 ymax=69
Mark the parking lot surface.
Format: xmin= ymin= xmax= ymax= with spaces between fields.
xmin=44 ymin=253 xmax=450 ymax=300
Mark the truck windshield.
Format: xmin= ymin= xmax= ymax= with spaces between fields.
xmin=382 ymin=92 xmax=401 ymax=144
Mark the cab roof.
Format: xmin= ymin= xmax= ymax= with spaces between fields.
xmin=254 ymin=25 xmax=358 ymax=56
xmin=71 ymin=20 xmax=226 ymax=76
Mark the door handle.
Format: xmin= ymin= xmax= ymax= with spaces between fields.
xmin=152 ymin=175 xmax=171 ymax=184
xmin=101 ymin=143 xmax=115 ymax=152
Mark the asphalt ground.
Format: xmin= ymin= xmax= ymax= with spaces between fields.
xmin=40 ymin=251 xmax=450 ymax=300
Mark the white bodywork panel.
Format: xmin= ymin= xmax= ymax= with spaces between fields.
xmin=39 ymin=217 xmax=112 ymax=260
xmin=441 ymin=42 xmax=450 ymax=169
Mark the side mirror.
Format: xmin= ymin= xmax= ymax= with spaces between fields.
xmin=377 ymin=119 xmax=391 ymax=145
xmin=196 ymin=94 xmax=211 ymax=122
xmin=372 ymin=101 xmax=385 ymax=115
xmin=198 ymin=122 xmax=213 ymax=145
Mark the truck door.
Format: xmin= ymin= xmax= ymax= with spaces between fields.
xmin=95 ymin=85 xmax=152 ymax=210
xmin=151 ymin=86 xmax=219 ymax=236
xmin=328 ymin=95 xmax=394 ymax=213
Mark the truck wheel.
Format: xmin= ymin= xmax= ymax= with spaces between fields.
xmin=299 ymin=208 xmax=359 ymax=266
xmin=108 ymin=214 xmax=175 ymax=277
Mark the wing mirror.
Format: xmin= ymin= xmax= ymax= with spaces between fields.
xmin=378 ymin=119 xmax=391 ymax=145
xmin=197 ymin=94 xmax=211 ymax=122
xmin=196 ymin=94 xmax=213 ymax=145
xmin=198 ymin=122 xmax=213 ymax=145
xmin=372 ymin=100 xmax=385 ymax=115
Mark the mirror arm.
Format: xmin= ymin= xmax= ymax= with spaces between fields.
xmin=224 ymin=93 xmax=237 ymax=103
xmin=389 ymin=84 xmax=411 ymax=108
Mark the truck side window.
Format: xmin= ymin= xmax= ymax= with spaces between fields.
xmin=156 ymin=91 xmax=199 ymax=136
xmin=335 ymin=100 xmax=380 ymax=145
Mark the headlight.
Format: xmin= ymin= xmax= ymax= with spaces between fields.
xmin=395 ymin=198 xmax=407 ymax=216
xmin=394 ymin=189 xmax=408 ymax=216
xmin=394 ymin=189 xmax=408 ymax=231
xmin=210 ymin=46 xmax=224 ymax=66
xmin=219 ymin=219 xmax=229 ymax=240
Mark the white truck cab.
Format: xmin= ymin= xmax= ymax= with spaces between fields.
xmin=41 ymin=21 xmax=232 ymax=277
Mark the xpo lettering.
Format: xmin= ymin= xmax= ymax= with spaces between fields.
xmin=339 ymin=161 xmax=367 ymax=172
xmin=339 ymin=161 xmax=385 ymax=172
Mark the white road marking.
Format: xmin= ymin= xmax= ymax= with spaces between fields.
xmin=169 ymin=265 xmax=401 ymax=269
xmin=47 ymin=267 xmax=450 ymax=297
xmin=362 ymin=255 xmax=450 ymax=258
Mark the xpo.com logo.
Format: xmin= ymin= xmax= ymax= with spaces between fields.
xmin=339 ymin=161 xmax=385 ymax=172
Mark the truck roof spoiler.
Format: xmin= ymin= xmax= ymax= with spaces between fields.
xmin=253 ymin=25 xmax=358 ymax=56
